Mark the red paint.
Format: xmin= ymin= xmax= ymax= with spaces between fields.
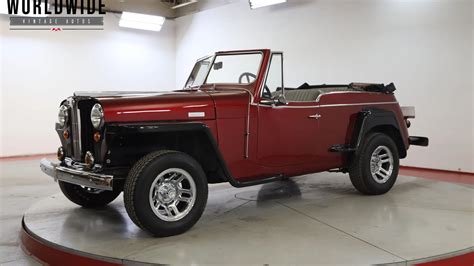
xmin=100 ymin=90 xmax=215 ymax=122
xmin=400 ymin=166 xmax=474 ymax=185
xmin=415 ymin=251 xmax=474 ymax=266
xmin=21 ymin=221 xmax=121 ymax=266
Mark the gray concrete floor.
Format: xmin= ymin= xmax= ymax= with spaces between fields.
xmin=2 ymin=158 xmax=473 ymax=265
xmin=0 ymin=157 xmax=57 ymax=265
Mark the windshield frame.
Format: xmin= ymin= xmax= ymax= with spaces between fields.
xmin=184 ymin=55 xmax=214 ymax=89
xmin=184 ymin=51 xmax=265 ymax=89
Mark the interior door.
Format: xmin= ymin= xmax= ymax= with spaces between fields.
xmin=256 ymin=53 xmax=319 ymax=167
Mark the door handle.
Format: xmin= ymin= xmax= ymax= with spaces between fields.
xmin=308 ymin=114 xmax=322 ymax=119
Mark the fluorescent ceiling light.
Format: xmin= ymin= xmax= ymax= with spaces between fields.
xmin=0 ymin=0 xmax=50 ymax=17
xmin=249 ymin=0 xmax=287 ymax=9
xmin=119 ymin=12 xmax=165 ymax=32
xmin=171 ymin=0 xmax=198 ymax=9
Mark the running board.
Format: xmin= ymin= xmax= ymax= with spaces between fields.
xmin=229 ymin=174 xmax=285 ymax=188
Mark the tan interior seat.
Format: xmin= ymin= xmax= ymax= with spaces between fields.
xmin=283 ymin=87 xmax=360 ymax=102
xmin=284 ymin=88 xmax=321 ymax=102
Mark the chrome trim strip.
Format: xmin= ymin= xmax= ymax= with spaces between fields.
xmin=315 ymin=91 xmax=381 ymax=102
xmin=40 ymin=158 xmax=113 ymax=191
xmin=76 ymin=108 xmax=82 ymax=158
xmin=70 ymin=98 xmax=81 ymax=160
xmin=257 ymin=101 xmax=398 ymax=109
xmin=316 ymin=101 xmax=398 ymax=108
xmin=284 ymin=90 xmax=382 ymax=103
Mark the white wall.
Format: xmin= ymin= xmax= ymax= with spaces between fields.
xmin=0 ymin=13 xmax=176 ymax=157
xmin=1 ymin=0 xmax=472 ymax=172
xmin=175 ymin=0 xmax=473 ymax=172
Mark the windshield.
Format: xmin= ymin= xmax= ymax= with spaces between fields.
xmin=184 ymin=53 xmax=263 ymax=88
xmin=185 ymin=56 xmax=212 ymax=88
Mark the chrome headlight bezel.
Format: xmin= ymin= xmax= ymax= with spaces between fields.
xmin=90 ymin=103 xmax=104 ymax=129
xmin=58 ymin=105 xmax=69 ymax=128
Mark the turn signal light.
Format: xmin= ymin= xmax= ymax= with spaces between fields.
xmin=63 ymin=130 xmax=69 ymax=140
xmin=93 ymin=132 xmax=101 ymax=142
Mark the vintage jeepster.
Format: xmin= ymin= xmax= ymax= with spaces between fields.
xmin=40 ymin=49 xmax=428 ymax=236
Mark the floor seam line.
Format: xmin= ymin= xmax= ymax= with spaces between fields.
xmin=217 ymin=200 xmax=252 ymax=217
xmin=276 ymin=200 xmax=407 ymax=262
xmin=120 ymin=200 xmax=253 ymax=262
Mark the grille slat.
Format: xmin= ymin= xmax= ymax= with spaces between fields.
xmin=69 ymin=98 xmax=95 ymax=162
xmin=70 ymin=99 xmax=82 ymax=161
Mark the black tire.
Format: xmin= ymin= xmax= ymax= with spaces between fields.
xmin=349 ymin=132 xmax=399 ymax=195
xmin=123 ymin=150 xmax=208 ymax=237
xmin=58 ymin=181 xmax=121 ymax=208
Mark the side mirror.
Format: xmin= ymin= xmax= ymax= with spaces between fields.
xmin=260 ymin=93 xmax=287 ymax=106
xmin=275 ymin=93 xmax=287 ymax=105
xmin=213 ymin=61 xmax=223 ymax=70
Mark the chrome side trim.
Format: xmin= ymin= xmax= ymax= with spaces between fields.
xmin=316 ymin=101 xmax=398 ymax=108
xmin=40 ymin=158 xmax=113 ymax=191
xmin=284 ymin=90 xmax=382 ymax=104
xmin=257 ymin=101 xmax=398 ymax=109
xmin=76 ymin=107 xmax=82 ymax=158
xmin=315 ymin=91 xmax=381 ymax=102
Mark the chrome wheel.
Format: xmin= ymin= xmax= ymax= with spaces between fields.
xmin=149 ymin=168 xmax=196 ymax=222
xmin=370 ymin=145 xmax=394 ymax=184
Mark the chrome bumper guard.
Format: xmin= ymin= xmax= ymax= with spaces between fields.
xmin=40 ymin=158 xmax=114 ymax=191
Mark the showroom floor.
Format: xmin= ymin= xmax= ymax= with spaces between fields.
xmin=0 ymin=156 xmax=58 ymax=265
xmin=2 ymin=157 xmax=473 ymax=265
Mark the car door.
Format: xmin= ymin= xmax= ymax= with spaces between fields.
xmin=257 ymin=53 xmax=319 ymax=168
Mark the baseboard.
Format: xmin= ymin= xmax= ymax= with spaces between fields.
xmin=400 ymin=165 xmax=474 ymax=176
xmin=0 ymin=153 xmax=56 ymax=161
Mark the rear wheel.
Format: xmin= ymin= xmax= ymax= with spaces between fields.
xmin=124 ymin=150 xmax=208 ymax=237
xmin=349 ymin=132 xmax=399 ymax=195
xmin=58 ymin=181 xmax=121 ymax=208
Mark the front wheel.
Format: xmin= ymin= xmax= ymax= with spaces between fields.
xmin=349 ymin=132 xmax=399 ymax=195
xmin=123 ymin=150 xmax=208 ymax=237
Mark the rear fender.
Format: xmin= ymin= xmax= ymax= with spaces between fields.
xmin=351 ymin=108 xmax=407 ymax=158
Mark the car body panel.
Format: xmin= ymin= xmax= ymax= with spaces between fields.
xmin=50 ymin=49 xmax=418 ymax=186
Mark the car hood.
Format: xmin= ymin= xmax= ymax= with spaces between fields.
xmin=76 ymin=90 xmax=216 ymax=123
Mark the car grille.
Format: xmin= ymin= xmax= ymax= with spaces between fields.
xmin=68 ymin=98 xmax=95 ymax=162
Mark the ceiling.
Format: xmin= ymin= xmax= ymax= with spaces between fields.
xmin=46 ymin=0 xmax=239 ymax=19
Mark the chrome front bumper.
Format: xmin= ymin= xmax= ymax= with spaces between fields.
xmin=40 ymin=159 xmax=114 ymax=191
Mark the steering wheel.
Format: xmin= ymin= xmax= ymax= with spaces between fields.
xmin=238 ymin=72 xmax=257 ymax=84
xmin=238 ymin=72 xmax=272 ymax=98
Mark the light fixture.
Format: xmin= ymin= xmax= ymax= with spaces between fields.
xmin=0 ymin=0 xmax=50 ymax=17
xmin=249 ymin=0 xmax=287 ymax=9
xmin=119 ymin=12 xmax=165 ymax=32
xmin=171 ymin=0 xmax=198 ymax=9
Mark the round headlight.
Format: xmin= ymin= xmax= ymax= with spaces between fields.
xmin=58 ymin=105 xmax=69 ymax=127
xmin=91 ymin=103 xmax=104 ymax=129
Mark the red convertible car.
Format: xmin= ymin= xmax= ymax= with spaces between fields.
xmin=40 ymin=49 xmax=428 ymax=236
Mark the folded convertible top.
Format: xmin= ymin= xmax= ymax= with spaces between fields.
xmin=349 ymin=83 xmax=396 ymax=94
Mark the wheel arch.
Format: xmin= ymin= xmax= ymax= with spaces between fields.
xmin=352 ymin=108 xmax=407 ymax=158
xmin=105 ymin=123 xmax=229 ymax=184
